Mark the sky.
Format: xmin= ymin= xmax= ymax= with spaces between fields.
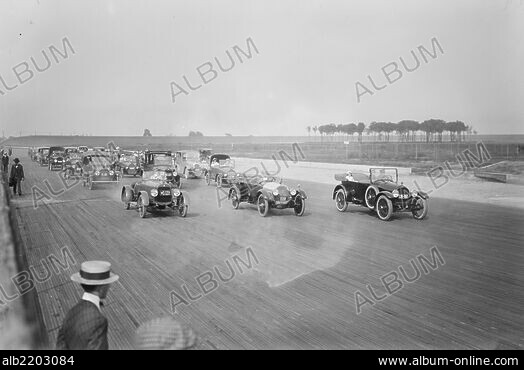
xmin=0 ymin=0 xmax=523 ymax=137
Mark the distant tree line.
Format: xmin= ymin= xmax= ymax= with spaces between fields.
xmin=189 ymin=131 xmax=204 ymax=137
xmin=306 ymin=119 xmax=476 ymax=143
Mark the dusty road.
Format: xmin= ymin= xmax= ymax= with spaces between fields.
xmin=7 ymin=150 xmax=524 ymax=349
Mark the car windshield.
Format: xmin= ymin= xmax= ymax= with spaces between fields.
xmin=153 ymin=155 xmax=172 ymax=166
xmin=120 ymin=155 xmax=136 ymax=163
xmin=184 ymin=151 xmax=200 ymax=161
xmin=42 ymin=149 xmax=49 ymax=155
xmin=90 ymin=156 xmax=112 ymax=169
xmin=143 ymin=170 xmax=169 ymax=181
xmin=370 ymin=168 xmax=398 ymax=183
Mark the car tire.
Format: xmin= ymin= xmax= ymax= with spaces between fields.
xmin=294 ymin=196 xmax=306 ymax=216
xmin=365 ymin=186 xmax=379 ymax=210
xmin=178 ymin=195 xmax=188 ymax=217
xmin=376 ymin=195 xmax=393 ymax=221
xmin=257 ymin=194 xmax=269 ymax=217
xmin=137 ymin=197 xmax=147 ymax=218
xmin=412 ymin=197 xmax=428 ymax=220
xmin=230 ymin=189 xmax=240 ymax=209
xmin=205 ymin=172 xmax=211 ymax=186
xmin=335 ymin=189 xmax=348 ymax=212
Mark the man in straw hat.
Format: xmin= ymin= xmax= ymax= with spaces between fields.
xmin=56 ymin=261 xmax=119 ymax=350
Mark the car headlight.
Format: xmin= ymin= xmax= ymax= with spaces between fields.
xmin=272 ymin=190 xmax=279 ymax=196
xmin=95 ymin=171 xmax=100 ymax=176
xmin=173 ymin=189 xmax=181 ymax=197
xmin=150 ymin=189 xmax=158 ymax=197
xmin=411 ymin=191 xmax=418 ymax=197
xmin=290 ymin=189 xmax=297 ymax=196
xmin=109 ymin=171 xmax=114 ymax=175
xmin=392 ymin=189 xmax=399 ymax=198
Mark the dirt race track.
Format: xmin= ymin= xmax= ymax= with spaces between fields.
xmin=8 ymin=149 xmax=524 ymax=349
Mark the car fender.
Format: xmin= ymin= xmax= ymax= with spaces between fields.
xmin=178 ymin=191 xmax=189 ymax=206
xmin=297 ymin=189 xmax=307 ymax=199
xmin=417 ymin=191 xmax=429 ymax=200
xmin=138 ymin=191 xmax=150 ymax=206
xmin=377 ymin=190 xmax=394 ymax=200
xmin=258 ymin=189 xmax=273 ymax=201
xmin=121 ymin=185 xmax=134 ymax=203
xmin=332 ymin=184 xmax=347 ymax=200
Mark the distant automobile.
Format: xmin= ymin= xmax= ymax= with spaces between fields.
xmin=205 ymin=154 xmax=236 ymax=187
xmin=81 ymin=152 xmax=120 ymax=190
xmin=48 ymin=151 xmax=66 ymax=171
xmin=121 ymin=168 xmax=188 ymax=218
xmin=332 ymin=167 xmax=429 ymax=221
xmin=228 ymin=175 xmax=306 ymax=217
xmin=36 ymin=147 xmax=50 ymax=166
xmin=115 ymin=152 xmax=141 ymax=177
xmin=78 ymin=146 xmax=89 ymax=153
xmin=63 ymin=152 xmax=83 ymax=179
xmin=142 ymin=150 xmax=180 ymax=187
xmin=175 ymin=150 xmax=208 ymax=179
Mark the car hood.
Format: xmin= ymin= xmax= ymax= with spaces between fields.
xmin=263 ymin=182 xmax=290 ymax=195
xmin=375 ymin=181 xmax=407 ymax=192
xmin=139 ymin=180 xmax=173 ymax=189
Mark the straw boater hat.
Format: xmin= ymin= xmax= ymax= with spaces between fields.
xmin=71 ymin=261 xmax=119 ymax=285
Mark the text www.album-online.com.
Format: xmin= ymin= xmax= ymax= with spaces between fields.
xmin=378 ymin=356 xmax=518 ymax=366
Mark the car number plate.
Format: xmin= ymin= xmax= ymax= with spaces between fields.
xmin=161 ymin=190 xmax=171 ymax=196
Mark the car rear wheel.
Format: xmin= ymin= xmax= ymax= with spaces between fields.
xmin=412 ymin=198 xmax=428 ymax=220
xmin=365 ymin=186 xmax=378 ymax=210
xmin=376 ymin=195 xmax=393 ymax=221
xmin=257 ymin=194 xmax=269 ymax=217
xmin=294 ymin=196 xmax=305 ymax=216
xmin=230 ymin=189 xmax=239 ymax=209
xmin=137 ymin=197 xmax=147 ymax=218
xmin=335 ymin=189 xmax=348 ymax=212
xmin=178 ymin=195 xmax=188 ymax=217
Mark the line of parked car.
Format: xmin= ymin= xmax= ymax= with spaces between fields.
xmin=28 ymin=145 xmax=429 ymax=221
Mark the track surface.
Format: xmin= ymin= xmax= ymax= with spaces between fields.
xmin=9 ymin=150 xmax=524 ymax=349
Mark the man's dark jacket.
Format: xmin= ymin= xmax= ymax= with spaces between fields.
xmin=9 ymin=163 xmax=24 ymax=180
xmin=56 ymin=300 xmax=109 ymax=350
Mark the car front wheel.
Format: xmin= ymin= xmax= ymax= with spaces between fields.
xmin=376 ymin=195 xmax=393 ymax=221
xmin=257 ymin=194 xmax=269 ymax=217
xmin=178 ymin=195 xmax=188 ymax=217
xmin=412 ymin=198 xmax=428 ymax=220
xmin=365 ymin=186 xmax=378 ymax=210
xmin=335 ymin=189 xmax=348 ymax=212
xmin=205 ymin=172 xmax=211 ymax=185
xmin=294 ymin=196 xmax=305 ymax=216
xmin=230 ymin=189 xmax=240 ymax=209
xmin=137 ymin=197 xmax=147 ymax=218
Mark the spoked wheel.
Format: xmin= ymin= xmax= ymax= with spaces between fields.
xmin=137 ymin=197 xmax=147 ymax=218
xmin=412 ymin=198 xmax=428 ymax=220
xmin=257 ymin=194 xmax=269 ymax=217
xmin=376 ymin=195 xmax=393 ymax=221
xmin=230 ymin=189 xmax=240 ymax=209
xmin=205 ymin=172 xmax=211 ymax=185
xmin=335 ymin=189 xmax=348 ymax=212
xmin=294 ymin=196 xmax=306 ymax=216
xmin=178 ymin=195 xmax=188 ymax=217
xmin=365 ymin=186 xmax=378 ymax=210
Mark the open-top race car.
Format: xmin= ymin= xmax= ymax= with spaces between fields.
xmin=115 ymin=151 xmax=141 ymax=177
xmin=175 ymin=150 xmax=209 ymax=179
xmin=205 ymin=153 xmax=236 ymax=187
xmin=228 ymin=175 xmax=307 ymax=217
xmin=81 ymin=152 xmax=121 ymax=190
xmin=63 ymin=151 xmax=83 ymax=179
xmin=48 ymin=150 xmax=66 ymax=171
xmin=37 ymin=147 xmax=50 ymax=166
xmin=121 ymin=168 xmax=188 ymax=218
xmin=332 ymin=167 xmax=429 ymax=221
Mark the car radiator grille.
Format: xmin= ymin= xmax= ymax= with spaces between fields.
xmin=156 ymin=187 xmax=172 ymax=203
xmin=399 ymin=188 xmax=410 ymax=199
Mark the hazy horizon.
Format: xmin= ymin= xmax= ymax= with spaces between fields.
xmin=1 ymin=0 xmax=523 ymax=137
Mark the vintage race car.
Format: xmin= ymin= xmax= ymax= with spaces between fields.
xmin=228 ymin=175 xmax=307 ymax=217
xmin=81 ymin=152 xmax=121 ymax=190
xmin=63 ymin=153 xmax=83 ymax=179
xmin=205 ymin=154 xmax=236 ymax=187
xmin=175 ymin=150 xmax=208 ymax=179
xmin=48 ymin=151 xmax=66 ymax=171
xmin=142 ymin=150 xmax=181 ymax=187
xmin=115 ymin=152 xmax=141 ymax=177
xmin=332 ymin=167 xmax=429 ymax=221
xmin=37 ymin=147 xmax=50 ymax=166
xmin=121 ymin=169 xmax=188 ymax=218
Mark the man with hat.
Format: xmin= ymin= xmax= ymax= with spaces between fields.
xmin=9 ymin=158 xmax=24 ymax=196
xmin=1 ymin=151 xmax=9 ymax=173
xmin=56 ymin=261 xmax=119 ymax=350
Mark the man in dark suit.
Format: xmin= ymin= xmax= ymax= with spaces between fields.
xmin=56 ymin=261 xmax=119 ymax=350
xmin=9 ymin=158 xmax=24 ymax=196
xmin=1 ymin=152 xmax=9 ymax=173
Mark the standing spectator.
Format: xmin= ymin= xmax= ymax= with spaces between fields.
xmin=8 ymin=147 xmax=12 ymax=156
xmin=9 ymin=158 xmax=24 ymax=196
xmin=1 ymin=152 xmax=9 ymax=173
xmin=56 ymin=261 xmax=119 ymax=350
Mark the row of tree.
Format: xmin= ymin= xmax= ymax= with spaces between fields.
xmin=306 ymin=120 xmax=477 ymax=143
